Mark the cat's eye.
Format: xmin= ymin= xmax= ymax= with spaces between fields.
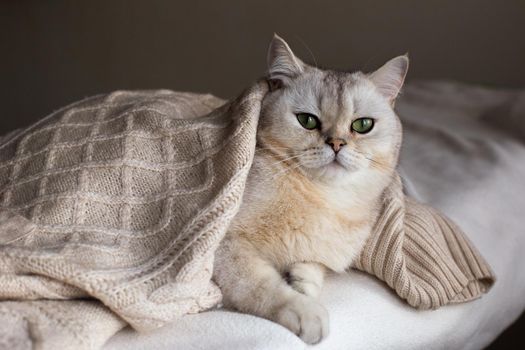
xmin=351 ymin=118 xmax=374 ymax=134
xmin=296 ymin=113 xmax=320 ymax=130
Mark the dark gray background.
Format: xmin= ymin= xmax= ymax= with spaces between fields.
xmin=1 ymin=0 xmax=525 ymax=133
xmin=1 ymin=0 xmax=524 ymax=347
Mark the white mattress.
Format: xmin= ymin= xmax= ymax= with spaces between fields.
xmin=104 ymin=81 xmax=525 ymax=350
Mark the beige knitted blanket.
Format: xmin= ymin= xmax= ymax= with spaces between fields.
xmin=0 ymin=81 xmax=494 ymax=349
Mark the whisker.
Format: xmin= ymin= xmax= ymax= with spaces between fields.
xmin=349 ymin=149 xmax=391 ymax=171
xmin=255 ymin=145 xmax=290 ymax=150
xmin=269 ymin=159 xmax=305 ymax=181
xmin=295 ymin=35 xmax=318 ymax=68
xmin=266 ymin=151 xmax=309 ymax=167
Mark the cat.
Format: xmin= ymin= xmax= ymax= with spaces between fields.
xmin=213 ymin=34 xmax=408 ymax=344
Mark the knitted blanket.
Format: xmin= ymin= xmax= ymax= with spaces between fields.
xmin=0 ymin=81 xmax=494 ymax=349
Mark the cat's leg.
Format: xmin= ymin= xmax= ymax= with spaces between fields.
xmin=286 ymin=262 xmax=326 ymax=299
xmin=214 ymin=237 xmax=329 ymax=344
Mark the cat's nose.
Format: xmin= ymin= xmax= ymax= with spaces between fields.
xmin=326 ymin=138 xmax=347 ymax=153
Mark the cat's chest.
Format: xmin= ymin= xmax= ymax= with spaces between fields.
xmin=236 ymin=176 xmax=374 ymax=272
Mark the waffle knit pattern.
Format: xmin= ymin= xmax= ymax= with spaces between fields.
xmin=0 ymin=81 xmax=494 ymax=349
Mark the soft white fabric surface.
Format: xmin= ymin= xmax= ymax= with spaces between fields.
xmin=104 ymin=81 xmax=525 ymax=350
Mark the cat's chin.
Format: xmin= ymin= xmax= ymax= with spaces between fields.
xmin=313 ymin=161 xmax=350 ymax=182
xmin=326 ymin=160 xmax=346 ymax=170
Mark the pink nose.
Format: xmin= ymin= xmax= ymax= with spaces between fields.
xmin=327 ymin=138 xmax=347 ymax=153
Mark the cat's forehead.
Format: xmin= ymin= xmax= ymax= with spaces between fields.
xmin=288 ymin=69 xmax=371 ymax=115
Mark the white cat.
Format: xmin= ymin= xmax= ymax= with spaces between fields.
xmin=213 ymin=34 xmax=408 ymax=344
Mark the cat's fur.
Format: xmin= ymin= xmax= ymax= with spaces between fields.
xmin=213 ymin=35 xmax=408 ymax=344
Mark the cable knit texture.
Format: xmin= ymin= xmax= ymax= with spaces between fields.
xmin=0 ymin=81 xmax=493 ymax=349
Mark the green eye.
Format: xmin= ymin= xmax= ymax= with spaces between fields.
xmin=351 ymin=118 xmax=374 ymax=134
xmin=296 ymin=113 xmax=320 ymax=130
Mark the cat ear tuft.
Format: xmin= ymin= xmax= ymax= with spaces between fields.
xmin=369 ymin=55 xmax=409 ymax=102
xmin=267 ymin=34 xmax=304 ymax=87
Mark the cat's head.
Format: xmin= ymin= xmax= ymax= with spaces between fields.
xmin=258 ymin=34 xmax=407 ymax=185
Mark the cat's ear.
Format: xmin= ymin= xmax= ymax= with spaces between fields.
xmin=369 ymin=55 xmax=409 ymax=103
xmin=267 ymin=34 xmax=304 ymax=90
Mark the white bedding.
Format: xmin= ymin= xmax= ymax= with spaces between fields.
xmin=104 ymin=81 xmax=525 ymax=350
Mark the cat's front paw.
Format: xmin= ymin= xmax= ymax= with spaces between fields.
xmin=273 ymin=295 xmax=329 ymax=344
xmin=289 ymin=276 xmax=322 ymax=299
